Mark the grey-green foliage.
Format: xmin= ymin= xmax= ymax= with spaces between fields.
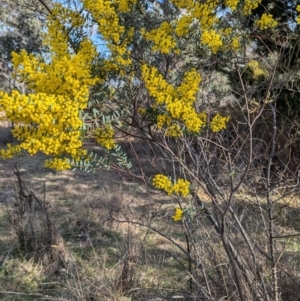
xmin=0 ymin=0 xmax=51 ymax=92
xmin=74 ymin=107 xmax=132 ymax=172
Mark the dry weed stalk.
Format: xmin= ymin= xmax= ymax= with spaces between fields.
xmin=6 ymin=167 xmax=72 ymax=276
xmin=115 ymin=227 xmax=141 ymax=295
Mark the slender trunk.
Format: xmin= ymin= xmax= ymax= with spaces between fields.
xmin=266 ymin=104 xmax=279 ymax=301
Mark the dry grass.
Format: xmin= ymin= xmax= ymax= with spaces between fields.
xmin=0 ymin=131 xmax=190 ymax=300
xmin=1 ymin=122 xmax=300 ymax=300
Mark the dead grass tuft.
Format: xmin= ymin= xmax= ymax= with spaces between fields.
xmin=6 ymin=167 xmax=73 ymax=277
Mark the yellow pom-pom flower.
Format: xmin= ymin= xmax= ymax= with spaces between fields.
xmin=44 ymin=158 xmax=71 ymax=171
xmin=210 ymin=114 xmax=230 ymax=132
xmin=0 ymin=144 xmax=22 ymax=159
xmin=172 ymin=208 xmax=183 ymax=222
xmin=166 ymin=124 xmax=182 ymax=137
xmin=152 ymin=174 xmax=173 ymax=195
xmin=173 ymin=179 xmax=190 ymax=197
xmin=255 ymin=13 xmax=278 ymax=30
xmin=201 ymin=29 xmax=223 ymax=54
xmin=246 ymin=60 xmax=269 ymax=80
xmin=225 ymin=0 xmax=239 ymax=11
xmin=297 ymin=5 xmax=300 ymax=24
xmin=153 ymin=174 xmax=191 ymax=197
xmin=94 ymin=126 xmax=116 ymax=150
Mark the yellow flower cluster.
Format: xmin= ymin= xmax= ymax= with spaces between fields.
xmin=141 ymin=64 xmax=175 ymax=104
xmin=44 ymin=158 xmax=71 ymax=171
xmin=170 ymin=0 xmax=194 ymax=10
xmin=176 ymin=69 xmax=202 ymax=102
xmin=116 ymin=0 xmax=137 ymax=13
xmin=152 ymin=174 xmax=191 ymax=197
xmin=231 ymin=37 xmax=240 ymax=50
xmin=217 ymin=27 xmax=240 ymax=52
xmin=192 ymin=2 xmax=218 ymax=29
xmin=12 ymin=39 xmax=98 ymax=109
xmin=173 ymin=179 xmax=190 ymax=197
xmin=84 ymin=0 xmax=123 ymax=43
xmin=141 ymin=0 xmax=246 ymax=57
xmin=210 ymin=114 xmax=230 ymax=132
xmin=255 ymin=13 xmax=278 ymax=30
xmin=144 ymin=1 xmax=220 ymax=53
xmin=157 ymin=115 xmax=183 ymax=137
xmin=41 ymin=5 xmax=71 ymax=57
xmin=243 ymin=0 xmax=262 ymax=15
xmin=172 ymin=208 xmax=183 ymax=222
xmin=224 ymin=0 xmax=239 ymax=11
xmin=201 ymin=30 xmax=223 ymax=54
xmin=84 ymin=0 xmax=134 ymax=70
xmin=152 ymin=174 xmax=173 ymax=195
xmin=165 ymin=124 xmax=182 ymax=137
xmin=138 ymin=107 xmax=147 ymax=116
xmin=0 ymin=144 xmax=22 ymax=159
xmin=142 ymin=22 xmax=176 ymax=54
xmin=142 ymin=65 xmax=206 ymax=133
xmin=156 ymin=114 xmax=172 ymax=129
xmin=223 ymin=27 xmax=233 ymax=36
xmin=191 ymin=0 xmax=266 ymax=26
xmin=175 ymin=15 xmax=193 ymax=37
xmin=107 ymin=41 xmax=133 ymax=70
xmin=246 ymin=60 xmax=269 ymax=80
xmin=43 ymin=4 xmax=85 ymax=55
xmin=175 ymin=103 xmax=205 ymax=133
xmin=40 ymin=5 xmax=99 ymax=97
xmin=0 ymin=3 xmax=100 ymax=170
xmin=94 ymin=126 xmax=116 ymax=150
xmin=182 ymin=107 xmax=207 ymax=132
xmin=169 ymin=1 xmax=220 ymax=47
xmin=0 ymin=91 xmax=87 ymax=159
